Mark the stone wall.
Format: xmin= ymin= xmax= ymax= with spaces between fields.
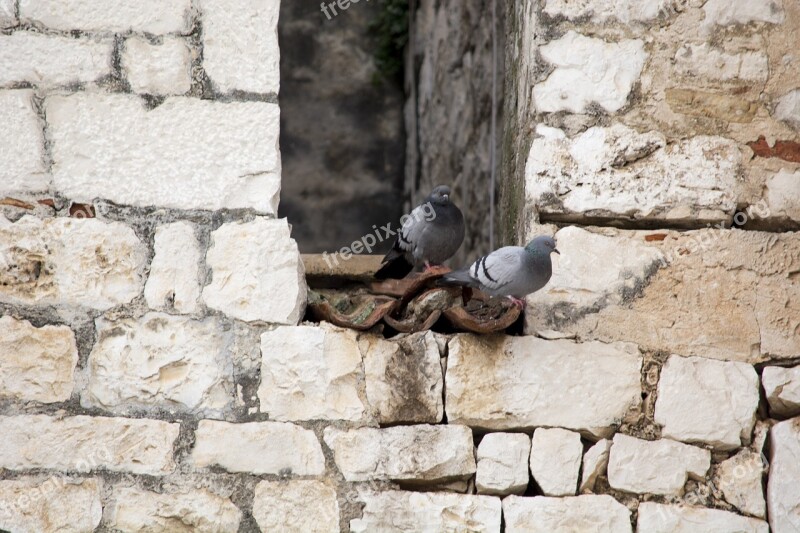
xmin=278 ymin=1 xmax=405 ymax=254
xmin=405 ymin=0 xmax=505 ymax=263
xmin=1 ymin=1 xmax=800 ymax=533
xmin=502 ymin=0 xmax=800 ymax=531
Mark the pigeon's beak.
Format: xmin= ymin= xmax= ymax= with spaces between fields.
xmin=442 ymin=194 xmax=449 ymax=201
xmin=553 ymin=248 xmax=560 ymax=255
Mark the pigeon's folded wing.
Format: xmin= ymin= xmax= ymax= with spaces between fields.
xmin=396 ymin=205 xmax=428 ymax=253
xmin=469 ymin=247 xmax=524 ymax=292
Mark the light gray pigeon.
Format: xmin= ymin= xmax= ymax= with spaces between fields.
xmin=442 ymin=235 xmax=559 ymax=306
xmin=375 ymin=185 xmax=465 ymax=279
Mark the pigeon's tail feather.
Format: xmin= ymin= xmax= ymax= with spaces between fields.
xmin=439 ymin=268 xmax=475 ymax=287
xmin=374 ymin=254 xmax=414 ymax=280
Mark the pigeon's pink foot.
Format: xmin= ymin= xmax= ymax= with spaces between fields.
xmin=423 ymin=262 xmax=451 ymax=276
xmin=508 ymin=296 xmax=526 ymax=309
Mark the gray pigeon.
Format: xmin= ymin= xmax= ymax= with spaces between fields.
xmin=442 ymin=235 xmax=559 ymax=306
xmin=375 ymin=185 xmax=465 ymax=279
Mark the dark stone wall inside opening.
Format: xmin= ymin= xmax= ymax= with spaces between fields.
xmin=279 ymin=0 xmax=505 ymax=265
xmin=278 ymin=0 xmax=406 ymax=254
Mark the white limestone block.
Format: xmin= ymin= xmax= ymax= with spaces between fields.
xmin=21 ymin=0 xmax=193 ymax=34
xmin=445 ymin=335 xmax=642 ymax=438
xmin=525 ymin=125 xmax=741 ymax=225
xmin=144 ymin=221 xmax=202 ymax=313
xmin=529 ymin=428 xmax=582 ymax=496
xmin=253 ymin=480 xmax=339 ymax=533
xmin=775 ymin=89 xmax=800 ymax=130
xmin=607 ymin=434 xmax=710 ymax=495
xmin=580 ymin=439 xmax=612 ymax=493
xmin=476 ymin=433 xmax=531 ymax=496
xmin=122 ymin=36 xmax=192 ymax=96
xmin=323 ymin=425 xmax=476 ymax=484
xmin=191 ymin=420 xmax=325 ymax=476
xmin=655 ymin=355 xmax=760 ymax=450
xmin=715 ymin=449 xmax=766 ymax=518
xmin=203 ymin=218 xmax=306 ymax=324
xmin=0 ymin=415 xmax=179 ymax=475
xmin=258 ymin=323 xmax=366 ymax=422
xmin=82 ymin=313 xmax=234 ymax=415
xmin=765 ymin=169 xmax=800 ymax=224
xmin=0 ymin=316 xmax=77 ymax=404
xmin=350 ymin=491 xmax=501 ymax=533
xmin=503 ymin=495 xmax=632 ymax=533
xmin=107 ymin=488 xmax=241 ymax=532
xmin=47 ymin=93 xmax=281 ymax=213
xmin=200 ymin=0 xmax=280 ymax=94
xmin=534 ymin=31 xmax=646 ymax=113
xmin=0 ymin=32 xmax=112 ymax=88
xmin=637 ymin=502 xmax=769 ymax=532
xmin=362 ymin=330 xmax=444 ymax=424
xmin=702 ymin=0 xmax=784 ymax=29
xmin=767 ymin=418 xmax=800 ymax=532
xmin=763 ymin=365 xmax=800 ymax=418
xmin=0 ymin=89 xmax=49 ymax=195
xmin=0 ymin=216 xmax=146 ymax=310
xmin=0 ymin=477 xmax=102 ymax=533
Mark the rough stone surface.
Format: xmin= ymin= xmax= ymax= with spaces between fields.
xmin=0 ymin=415 xmax=178 ymax=475
xmin=323 ymin=425 xmax=475 ymax=484
xmin=526 ymin=125 xmax=741 ymax=225
xmin=702 ymin=0 xmax=784 ymax=29
xmin=21 ymin=0 xmax=193 ymax=33
xmin=47 ymin=93 xmax=281 ymax=213
xmin=580 ymin=439 xmax=612 ymax=493
xmin=526 ymin=225 xmax=665 ymax=313
xmin=543 ymin=0 xmax=670 ymax=23
xmin=144 ymin=221 xmax=202 ymax=314
xmin=350 ymin=491 xmax=501 ymax=533
xmin=715 ymin=449 xmax=766 ymax=518
xmin=0 ymin=0 xmax=14 ymax=28
xmin=775 ymin=89 xmax=800 ymax=130
xmin=666 ymin=88 xmax=757 ymax=123
xmin=200 ymin=0 xmax=280 ymax=94
xmin=0 ymin=32 xmax=112 ymax=88
xmin=503 ymin=495 xmax=633 ymax=533
xmin=445 ymin=335 xmax=642 ymax=437
xmin=674 ymin=44 xmax=768 ymax=82
xmin=655 ymin=355 xmax=760 ymax=450
xmin=203 ymin=218 xmax=306 ymax=324
xmin=279 ymin=0 xmax=405 ymax=256
xmin=253 ymin=480 xmax=339 ymax=533
xmin=763 ymin=365 xmax=800 ymax=418
xmin=476 ymin=433 xmax=531 ymax=496
xmin=0 ymin=477 xmax=102 ymax=533
xmin=107 ymin=488 xmax=241 ymax=532
xmin=768 ymin=418 xmax=800 ymax=533
xmin=534 ymin=31 xmax=646 ymax=113
xmin=529 ymin=428 xmax=582 ymax=496
xmin=258 ymin=323 xmax=366 ymax=422
xmin=607 ymin=434 xmax=710 ymax=496
xmin=82 ymin=313 xmax=234 ymax=416
xmin=191 ymin=420 xmax=325 ymax=476
xmin=0 ymin=216 xmax=146 ymax=311
xmin=524 ymin=227 xmax=800 ymax=363
xmin=361 ymin=330 xmax=444 ymax=424
xmin=0 ymin=316 xmax=77 ymax=404
xmin=0 ymin=90 xmax=48 ymax=195
xmin=637 ymin=502 xmax=770 ymax=533
xmin=122 ymin=36 xmax=192 ymax=96
xmin=402 ymin=0 xmax=505 ymax=265
xmin=765 ymin=169 xmax=800 ymax=223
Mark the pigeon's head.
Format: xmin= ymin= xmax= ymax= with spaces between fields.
xmin=525 ymin=235 xmax=559 ymax=256
xmin=429 ymin=185 xmax=453 ymax=205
